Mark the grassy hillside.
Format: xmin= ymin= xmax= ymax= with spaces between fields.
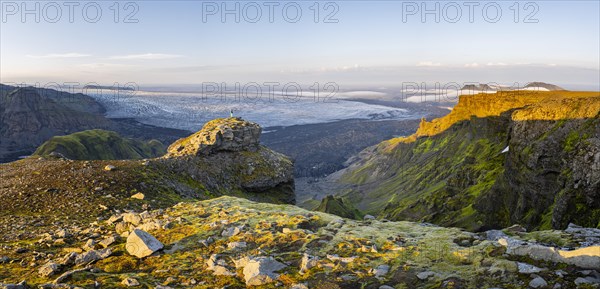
xmin=34 ymin=129 xmax=166 ymax=160
xmin=337 ymin=91 xmax=600 ymax=231
xmin=314 ymin=195 xmax=364 ymax=219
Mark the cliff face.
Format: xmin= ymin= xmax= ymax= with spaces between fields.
xmin=337 ymin=91 xmax=600 ymax=231
xmin=0 ymin=85 xmax=188 ymax=163
xmin=0 ymin=88 xmax=112 ymax=153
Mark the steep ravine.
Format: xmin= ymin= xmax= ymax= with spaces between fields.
xmin=333 ymin=91 xmax=600 ymax=231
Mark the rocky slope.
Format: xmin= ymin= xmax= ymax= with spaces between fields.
xmin=0 ymin=196 xmax=598 ymax=288
xmin=33 ymin=130 xmax=166 ymax=160
xmin=0 ymin=118 xmax=294 ymax=242
xmin=333 ymin=91 xmax=600 ymax=231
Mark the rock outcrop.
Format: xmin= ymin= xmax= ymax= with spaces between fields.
xmin=166 ymin=117 xmax=261 ymax=157
xmin=162 ymin=117 xmax=295 ymax=203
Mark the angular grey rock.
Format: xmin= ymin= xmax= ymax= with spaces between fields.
xmin=82 ymin=239 xmax=97 ymax=251
xmin=242 ymin=256 xmax=286 ymax=286
xmin=206 ymin=254 xmax=235 ymax=276
xmin=364 ymin=215 xmax=376 ymax=220
xmin=126 ymin=229 xmax=164 ymax=258
xmin=498 ymin=238 xmax=600 ymax=269
xmin=371 ymin=264 xmax=390 ymax=278
xmin=74 ymin=248 xmax=112 ymax=265
xmin=0 ymin=281 xmax=28 ymax=289
xmin=99 ymin=235 xmax=117 ymax=248
xmin=222 ymin=226 xmax=243 ymax=237
xmin=227 ymin=241 xmax=247 ymax=250
xmin=529 ymin=277 xmax=548 ymax=288
xmin=417 ymin=271 xmax=435 ymax=280
xmin=57 ymin=252 xmax=77 ymax=266
xmin=39 ymin=261 xmax=59 ymax=277
xmin=575 ymin=277 xmax=600 ymax=285
xmin=517 ymin=262 xmax=545 ymax=274
xmin=123 ymin=213 xmax=142 ymax=226
xmin=505 ymin=224 xmax=527 ymax=233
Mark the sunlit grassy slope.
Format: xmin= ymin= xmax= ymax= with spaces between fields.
xmin=338 ymin=91 xmax=600 ymax=231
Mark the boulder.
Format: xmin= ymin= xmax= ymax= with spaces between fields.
xmin=529 ymin=277 xmax=548 ymax=288
xmin=517 ymin=262 xmax=545 ymax=274
xmin=0 ymin=281 xmax=28 ymax=289
xmin=222 ymin=226 xmax=243 ymax=237
xmin=39 ymin=261 xmax=59 ymax=277
xmin=74 ymin=248 xmax=112 ymax=265
xmin=126 ymin=229 xmax=164 ymax=258
xmin=241 ymin=257 xmax=286 ymax=286
xmin=417 ymin=271 xmax=435 ymax=280
xmin=99 ymin=235 xmax=118 ymax=248
xmin=227 ymin=241 xmax=247 ymax=250
xmin=206 ymin=254 xmax=235 ymax=276
xmin=123 ymin=213 xmax=142 ymax=226
xmin=499 ymin=237 xmax=600 ymax=269
xmin=57 ymin=252 xmax=77 ymax=266
xmin=370 ymin=264 xmax=390 ymax=278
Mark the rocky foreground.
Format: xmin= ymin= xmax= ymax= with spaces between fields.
xmin=0 ymin=196 xmax=599 ymax=288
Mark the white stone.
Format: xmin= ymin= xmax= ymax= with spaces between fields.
xmin=126 ymin=229 xmax=163 ymax=258
xmin=242 ymin=257 xmax=286 ymax=286
xmin=517 ymin=262 xmax=545 ymax=274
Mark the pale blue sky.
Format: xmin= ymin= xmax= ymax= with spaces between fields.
xmin=1 ymin=1 xmax=599 ymax=89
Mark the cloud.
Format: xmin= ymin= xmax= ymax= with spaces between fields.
xmin=486 ymin=62 xmax=507 ymax=66
xmin=464 ymin=62 xmax=480 ymax=68
xmin=109 ymin=53 xmax=183 ymax=60
xmin=417 ymin=61 xmax=442 ymax=67
xmin=26 ymin=53 xmax=91 ymax=58
xmin=78 ymin=63 xmax=135 ymax=69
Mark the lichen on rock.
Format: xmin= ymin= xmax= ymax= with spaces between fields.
xmin=166 ymin=117 xmax=262 ymax=157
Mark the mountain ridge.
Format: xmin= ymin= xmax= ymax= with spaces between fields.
xmin=333 ymin=91 xmax=600 ymax=231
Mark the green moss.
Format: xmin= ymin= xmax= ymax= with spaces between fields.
xmin=315 ymin=195 xmax=364 ymax=220
xmin=34 ymin=129 xmax=165 ymax=160
xmin=563 ymin=130 xmax=580 ymax=152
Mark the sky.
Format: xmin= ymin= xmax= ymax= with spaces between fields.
xmin=1 ymin=0 xmax=599 ymax=90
